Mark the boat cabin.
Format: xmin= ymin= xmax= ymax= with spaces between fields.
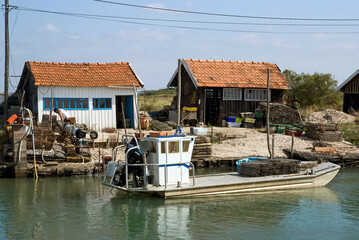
xmin=144 ymin=136 xmax=195 ymax=186
xmin=103 ymin=134 xmax=196 ymax=189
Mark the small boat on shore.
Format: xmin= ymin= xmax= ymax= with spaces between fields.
xmin=102 ymin=134 xmax=340 ymax=199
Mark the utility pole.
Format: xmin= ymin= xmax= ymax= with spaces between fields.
xmin=177 ymin=59 xmax=181 ymax=128
xmin=3 ymin=0 xmax=10 ymax=130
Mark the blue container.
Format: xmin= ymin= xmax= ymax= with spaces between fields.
xmin=225 ymin=117 xmax=236 ymax=123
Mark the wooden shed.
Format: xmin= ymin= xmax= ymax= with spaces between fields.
xmin=337 ymin=70 xmax=359 ymax=113
xmin=167 ymin=59 xmax=288 ymax=125
xmin=17 ymin=61 xmax=144 ymax=131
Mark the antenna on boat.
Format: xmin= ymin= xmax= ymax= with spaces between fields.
xmin=176 ymin=58 xmax=182 ymax=133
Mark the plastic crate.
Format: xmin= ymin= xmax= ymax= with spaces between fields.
xmin=227 ymin=122 xmax=241 ymax=128
xmin=235 ymin=118 xmax=243 ymax=123
xmin=244 ymin=118 xmax=256 ymax=124
xmin=255 ymin=112 xmax=264 ymax=118
xmin=241 ymin=112 xmax=255 ymax=118
xmin=225 ymin=117 xmax=236 ymax=123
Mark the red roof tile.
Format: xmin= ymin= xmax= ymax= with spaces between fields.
xmin=184 ymin=59 xmax=288 ymax=89
xmin=27 ymin=61 xmax=143 ymax=87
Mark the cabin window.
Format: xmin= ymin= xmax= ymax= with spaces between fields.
xmin=63 ymin=99 xmax=69 ymax=109
xmin=244 ymin=89 xmax=270 ymax=101
xmin=161 ymin=142 xmax=166 ymax=154
xmin=168 ymin=142 xmax=179 ymax=154
xmin=223 ymin=88 xmax=242 ymax=100
xmin=182 ymin=141 xmax=190 ymax=152
xmin=149 ymin=142 xmax=157 ymax=153
xmin=43 ymin=98 xmax=89 ymax=110
xmin=44 ymin=99 xmax=51 ymax=109
xmin=93 ymin=98 xmax=112 ymax=110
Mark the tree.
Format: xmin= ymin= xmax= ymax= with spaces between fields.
xmin=283 ymin=70 xmax=342 ymax=109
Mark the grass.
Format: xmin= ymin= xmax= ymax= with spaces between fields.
xmin=340 ymin=122 xmax=359 ymax=146
xmin=139 ymin=88 xmax=176 ymax=112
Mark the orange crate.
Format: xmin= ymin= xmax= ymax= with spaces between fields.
xmin=149 ymin=131 xmax=172 ymax=137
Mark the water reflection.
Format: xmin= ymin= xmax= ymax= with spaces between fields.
xmin=0 ymin=169 xmax=358 ymax=240
xmin=108 ymin=187 xmax=341 ymax=240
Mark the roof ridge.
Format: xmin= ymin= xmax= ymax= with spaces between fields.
xmin=28 ymin=61 xmax=129 ymax=65
xmin=184 ymin=59 xmax=273 ymax=64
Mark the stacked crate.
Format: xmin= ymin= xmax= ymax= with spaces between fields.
xmin=192 ymin=136 xmax=212 ymax=160
xmin=305 ymin=122 xmax=343 ymax=142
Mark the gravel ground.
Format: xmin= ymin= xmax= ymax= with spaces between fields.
xmin=208 ymin=126 xmax=359 ymax=159
xmin=208 ymin=127 xmax=313 ymax=158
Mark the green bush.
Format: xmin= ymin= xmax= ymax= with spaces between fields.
xmin=340 ymin=122 xmax=359 ymax=146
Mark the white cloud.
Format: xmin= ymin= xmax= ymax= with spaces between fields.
xmin=340 ymin=43 xmax=358 ymax=51
xmin=68 ymin=35 xmax=80 ymax=40
xmin=117 ymin=29 xmax=170 ymax=42
xmin=186 ymin=1 xmax=194 ymax=8
xmin=146 ymin=3 xmax=167 ymax=13
xmin=147 ymin=3 xmax=165 ymax=8
xmin=36 ymin=23 xmax=60 ymax=33
xmin=44 ymin=23 xmax=60 ymax=33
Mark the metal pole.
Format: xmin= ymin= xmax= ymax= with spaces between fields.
xmin=3 ymin=0 xmax=10 ymax=130
xmin=177 ymin=59 xmax=181 ymax=127
xmin=50 ymin=84 xmax=53 ymax=129
xmin=272 ymin=135 xmax=275 ymax=159
xmin=291 ymin=133 xmax=294 ymax=159
xmin=266 ymin=68 xmax=272 ymax=159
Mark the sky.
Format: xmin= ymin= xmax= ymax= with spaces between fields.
xmin=1 ymin=0 xmax=359 ymax=93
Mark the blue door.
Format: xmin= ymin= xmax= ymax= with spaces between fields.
xmin=125 ymin=96 xmax=134 ymax=128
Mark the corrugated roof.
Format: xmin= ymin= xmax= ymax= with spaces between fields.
xmin=181 ymin=59 xmax=288 ymax=89
xmin=26 ymin=61 xmax=143 ymax=87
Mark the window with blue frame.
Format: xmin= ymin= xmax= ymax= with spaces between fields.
xmin=43 ymin=98 xmax=89 ymax=110
xmin=93 ymin=98 xmax=112 ymax=110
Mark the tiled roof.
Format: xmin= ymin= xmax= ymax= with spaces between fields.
xmin=183 ymin=59 xmax=288 ymax=89
xmin=26 ymin=61 xmax=143 ymax=87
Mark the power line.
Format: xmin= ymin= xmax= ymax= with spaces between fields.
xmin=12 ymin=6 xmax=359 ymax=27
xmin=11 ymin=6 xmax=359 ymax=35
xmin=94 ymin=0 xmax=359 ymax=22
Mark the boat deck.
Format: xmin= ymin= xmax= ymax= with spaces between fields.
xmin=109 ymin=162 xmax=340 ymax=199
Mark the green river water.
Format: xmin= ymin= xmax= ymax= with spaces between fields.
xmin=0 ymin=167 xmax=359 ymax=240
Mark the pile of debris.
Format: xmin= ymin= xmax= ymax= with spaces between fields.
xmin=239 ymin=159 xmax=300 ymax=177
xmin=306 ymin=109 xmax=357 ymax=123
xmin=305 ymin=122 xmax=343 ymax=142
xmin=25 ymin=143 xmax=66 ymax=162
xmin=26 ymin=125 xmax=56 ymax=150
xmin=257 ymin=103 xmax=302 ymax=125
xmin=149 ymin=120 xmax=177 ymax=131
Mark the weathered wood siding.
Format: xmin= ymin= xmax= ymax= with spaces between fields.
xmin=177 ymin=68 xmax=285 ymax=124
xmin=343 ymin=75 xmax=359 ymax=93
xmin=341 ymin=75 xmax=359 ymax=112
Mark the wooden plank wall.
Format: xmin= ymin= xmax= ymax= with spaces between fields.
xmin=344 ymin=75 xmax=359 ymax=93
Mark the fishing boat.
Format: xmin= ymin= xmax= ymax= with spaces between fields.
xmin=102 ymin=134 xmax=340 ymax=199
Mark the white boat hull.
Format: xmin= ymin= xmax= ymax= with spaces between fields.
xmin=104 ymin=162 xmax=340 ymax=199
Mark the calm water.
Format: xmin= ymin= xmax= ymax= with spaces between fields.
xmin=1 ymin=168 xmax=359 ymax=240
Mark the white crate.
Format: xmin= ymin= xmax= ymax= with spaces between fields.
xmin=190 ymin=127 xmax=208 ymax=135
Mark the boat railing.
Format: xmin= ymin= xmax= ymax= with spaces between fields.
xmin=110 ymin=135 xmax=196 ymax=190
xmin=115 ymin=160 xmax=196 ymax=189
